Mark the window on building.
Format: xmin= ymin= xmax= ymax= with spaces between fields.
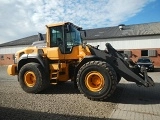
xmin=141 ymin=50 xmax=157 ymax=57
xmin=141 ymin=50 xmax=148 ymax=56
xmin=124 ymin=50 xmax=132 ymax=58
xmin=148 ymin=50 xmax=157 ymax=57
xmin=0 ymin=55 xmax=4 ymax=60
xmin=118 ymin=50 xmax=124 ymax=54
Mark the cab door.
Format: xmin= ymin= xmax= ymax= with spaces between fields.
xmin=47 ymin=25 xmax=65 ymax=60
xmin=47 ymin=24 xmax=82 ymax=60
xmin=63 ymin=24 xmax=82 ymax=60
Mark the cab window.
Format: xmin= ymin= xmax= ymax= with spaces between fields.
xmin=50 ymin=26 xmax=63 ymax=47
xmin=64 ymin=24 xmax=82 ymax=53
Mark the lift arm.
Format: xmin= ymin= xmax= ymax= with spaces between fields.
xmin=88 ymin=43 xmax=154 ymax=87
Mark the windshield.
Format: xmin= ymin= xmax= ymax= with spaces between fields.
xmin=65 ymin=24 xmax=82 ymax=46
xmin=137 ymin=58 xmax=151 ymax=63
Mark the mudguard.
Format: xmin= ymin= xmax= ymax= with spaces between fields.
xmin=17 ymin=54 xmax=46 ymax=71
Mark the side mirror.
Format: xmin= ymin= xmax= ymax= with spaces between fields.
xmin=38 ymin=33 xmax=44 ymax=41
xmin=81 ymin=30 xmax=86 ymax=37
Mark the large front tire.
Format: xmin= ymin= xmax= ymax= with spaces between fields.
xmin=18 ymin=63 xmax=49 ymax=93
xmin=76 ymin=61 xmax=117 ymax=101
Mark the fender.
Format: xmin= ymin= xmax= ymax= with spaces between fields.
xmin=17 ymin=54 xmax=46 ymax=71
xmin=76 ymin=55 xmax=104 ymax=70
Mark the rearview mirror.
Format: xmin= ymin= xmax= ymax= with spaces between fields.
xmin=81 ymin=30 xmax=86 ymax=37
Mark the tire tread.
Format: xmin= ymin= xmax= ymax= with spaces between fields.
xmin=76 ymin=61 xmax=117 ymax=101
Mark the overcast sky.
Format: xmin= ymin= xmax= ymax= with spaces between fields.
xmin=0 ymin=0 xmax=159 ymax=44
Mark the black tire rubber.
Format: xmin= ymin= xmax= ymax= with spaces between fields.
xmin=76 ymin=61 xmax=117 ymax=101
xmin=57 ymin=81 xmax=67 ymax=85
xmin=116 ymin=73 xmax=121 ymax=83
xmin=18 ymin=62 xmax=49 ymax=93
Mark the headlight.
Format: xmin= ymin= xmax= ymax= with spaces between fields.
xmin=149 ymin=65 xmax=153 ymax=67
xmin=138 ymin=65 xmax=140 ymax=67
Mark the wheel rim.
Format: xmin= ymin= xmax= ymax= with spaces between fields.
xmin=85 ymin=71 xmax=105 ymax=92
xmin=24 ymin=71 xmax=36 ymax=87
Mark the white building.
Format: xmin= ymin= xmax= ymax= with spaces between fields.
xmin=0 ymin=22 xmax=160 ymax=66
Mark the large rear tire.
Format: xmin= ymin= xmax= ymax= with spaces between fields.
xmin=76 ymin=61 xmax=117 ymax=101
xmin=18 ymin=63 xmax=49 ymax=93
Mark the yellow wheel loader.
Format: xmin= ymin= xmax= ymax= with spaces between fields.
xmin=7 ymin=22 xmax=154 ymax=101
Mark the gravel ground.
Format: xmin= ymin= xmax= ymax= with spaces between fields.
xmin=0 ymin=66 xmax=124 ymax=120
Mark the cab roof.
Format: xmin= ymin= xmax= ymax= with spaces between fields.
xmin=46 ymin=22 xmax=82 ymax=30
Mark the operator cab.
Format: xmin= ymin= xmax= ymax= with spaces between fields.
xmin=47 ymin=22 xmax=83 ymax=54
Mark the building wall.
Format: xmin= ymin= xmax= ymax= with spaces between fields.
xmin=0 ymin=54 xmax=14 ymax=65
xmin=0 ymin=45 xmax=27 ymax=54
xmin=0 ymin=45 xmax=27 ymax=65
xmin=1 ymin=50 xmax=159 ymax=66
xmin=85 ymin=35 xmax=160 ymax=50
xmin=0 ymin=35 xmax=160 ymax=66
xmin=123 ymin=48 xmax=160 ymax=67
xmin=85 ymin=35 xmax=160 ymax=67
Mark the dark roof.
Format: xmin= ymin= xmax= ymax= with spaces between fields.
xmin=84 ymin=22 xmax=160 ymax=40
xmin=0 ymin=34 xmax=46 ymax=47
xmin=1 ymin=22 xmax=160 ymax=47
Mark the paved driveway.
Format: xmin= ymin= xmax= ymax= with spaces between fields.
xmin=0 ymin=66 xmax=118 ymax=120
xmin=0 ymin=66 xmax=160 ymax=120
xmin=110 ymin=72 xmax=160 ymax=120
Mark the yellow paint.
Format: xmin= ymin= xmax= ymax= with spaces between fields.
xmin=85 ymin=71 xmax=105 ymax=92
xmin=60 ymin=45 xmax=91 ymax=60
xmin=46 ymin=47 xmax=64 ymax=60
xmin=46 ymin=22 xmax=68 ymax=28
xmin=60 ymin=63 xmax=67 ymax=69
xmin=47 ymin=45 xmax=92 ymax=81
xmin=78 ymin=45 xmax=91 ymax=61
xmin=49 ymin=63 xmax=69 ymax=81
xmin=15 ymin=46 xmax=37 ymax=60
xmin=58 ymin=63 xmax=69 ymax=81
xmin=45 ymin=45 xmax=91 ymax=61
xmin=8 ymin=22 xmax=92 ymax=84
xmin=49 ymin=64 xmax=59 ymax=70
xmin=24 ymin=71 xmax=36 ymax=87
xmin=64 ymin=46 xmax=80 ymax=60
xmin=7 ymin=64 xmax=17 ymax=75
